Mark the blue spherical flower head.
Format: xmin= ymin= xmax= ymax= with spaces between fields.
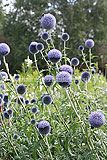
xmin=41 ymin=13 xmax=56 ymax=30
xmin=38 ymin=120 xmax=51 ymax=135
xmin=25 ymin=99 xmax=29 ymax=105
xmin=29 ymin=42 xmax=39 ymax=54
xmin=13 ymin=134 xmax=18 ymax=140
xmin=56 ymin=71 xmax=72 ymax=88
xmin=3 ymin=94 xmax=8 ymax=103
xmin=0 ymin=84 xmax=6 ymax=90
xmin=30 ymin=98 xmax=37 ymax=104
xmin=41 ymin=32 xmax=50 ymax=41
xmin=89 ymin=111 xmax=105 ymax=128
xmin=71 ymin=58 xmax=79 ymax=67
xmin=48 ymin=49 xmax=62 ymax=64
xmin=91 ymin=69 xmax=96 ymax=74
xmin=0 ymin=93 xmax=3 ymax=99
xmin=31 ymin=107 xmax=38 ymax=113
xmin=36 ymin=43 xmax=44 ymax=51
xmin=85 ymin=39 xmax=94 ymax=48
xmin=16 ymin=84 xmax=26 ymax=95
xmin=17 ymin=96 xmax=24 ymax=105
xmin=78 ymin=45 xmax=84 ymax=51
xmin=0 ymin=43 xmax=10 ymax=56
xmin=42 ymin=95 xmax=52 ymax=105
xmin=59 ymin=65 xmax=73 ymax=75
xmin=75 ymin=79 xmax=80 ymax=85
xmin=4 ymin=110 xmax=13 ymax=119
xmin=30 ymin=119 xmax=36 ymax=125
xmin=0 ymin=71 xmax=8 ymax=81
xmin=44 ymin=75 xmax=54 ymax=87
xmin=7 ymin=108 xmax=13 ymax=116
xmin=14 ymin=74 xmax=20 ymax=80
xmin=81 ymin=71 xmax=91 ymax=83
xmin=61 ymin=33 xmax=69 ymax=41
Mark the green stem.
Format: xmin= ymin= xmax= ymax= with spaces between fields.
xmin=89 ymin=48 xmax=92 ymax=70
xmin=81 ymin=50 xmax=90 ymax=70
xmin=64 ymin=41 xmax=66 ymax=64
xmin=45 ymin=136 xmax=53 ymax=160
xmin=34 ymin=54 xmax=40 ymax=75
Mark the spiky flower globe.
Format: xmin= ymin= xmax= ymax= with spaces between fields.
xmin=30 ymin=119 xmax=36 ymax=125
xmin=36 ymin=43 xmax=44 ymax=51
xmin=7 ymin=108 xmax=13 ymax=116
xmin=81 ymin=71 xmax=91 ymax=83
xmin=56 ymin=71 xmax=72 ymax=88
xmin=48 ymin=49 xmax=62 ymax=64
xmin=29 ymin=42 xmax=39 ymax=54
xmin=75 ymin=79 xmax=80 ymax=85
xmin=78 ymin=45 xmax=84 ymax=51
xmin=17 ymin=96 xmax=24 ymax=105
xmin=16 ymin=84 xmax=26 ymax=95
xmin=59 ymin=65 xmax=73 ymax=75
xmin=3 ymin=94 xmax=8 ymax=103
xmin=14 ymin=74 xmax=20 ymax=80
xmin=25 ymin=99 xmax=29 ymax=105
xmin=30 ymin=98 xmax=37 ymax=104
xmin=91 ymin=69 xmax=96 ymax=74
xmin=85 ymin=39 xmax=94 ymax=48
xmin=71 ymin=58 xmax=79 ymax=67
xmin=41 ymin=13 xmax=56 ymax=30
xmin=13 ymin=134 xmax=18 ymax=140
xmin=41 ymin=32 xmax=50 ymax=41
xmin=38 ymin=120 xmax=51 ymax=135
xmin=0 ymin=71 xmax=8 ymax=81
xmin=31 ymin=107 xmax=38 ymax=113
xmin=44 ymin=75 xmax=54 ymax=87
xmin=4 ymin=110 xmax=13 ymax=119
xmin=0 ymin=93 xmax=3 ymax=99
xmin=61 ymin=33 xmax=69 ymax=41
xmin=88 ymin=111 xmax=105 ymax=128
xmin=42 ymin=95 xmax=52 ymax=105
xmin=0 ymin=43 xmax=10 ymax=56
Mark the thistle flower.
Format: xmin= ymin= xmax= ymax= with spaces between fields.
xmin=71 ymin=58 xmax=79 ymax=67
xmin=36 ymin=43 xmax=44 ymax=51
xmin=4 ymin=110 xmax=13 ymax=119
xmin=16 ymin=84 xmax=26 ymax=95
xmin=38 ymin=120 xmax=51 ymax=135
xmin=85 ymin=39 xmax=94 ymax=48
xmin=3 ymin=94 xmax=8 ymax=103
xmin=88 ymin=111 xmax=105 ymax=128
xmin=29 ymin=42 xmax=39 ymax=54
xmin=0 ymin=71 xmax=8 ymax=81
xmin=61 ymin=33 xmax=69 ymax=41
xmin=31 ymin=107 xmax=38 ymax=113
xmin=78 ymin=45 xmax=84 ymax=51
xmin=30 ymin=119 xmax=36 ymax=125
xmin=14 ymin=74 xmax=20 ymax=80
xmin=75 ymin=79 xmax=80 ymax=85
xmin=13 ymin=134 xmax=18 ymax=140
xmin=41 ymin=13 xmax=56 ymax=30
xmin=81 ymin=71 xmax=91 ymax=83
xmin=91 ymin=69 xmax=96 ymax=74
xmin=48 ymin=49 xmax=62 ymax=64
xmin=42 ymin=95 xmax=52 ymax=105
xmin=17 ymin=97 xmax=24 ymax=105
xmin=0 ymin=43 xmax=10 ymax=56
xmin=25 ymin=99 xmax=29 ymax=105
xmin=56 ymin=71 xmax=72 ymax=88
xmin=44 ymin=75 xmax=54 ymax=87
xmin=59 ymin=65 xmax=73 ymax=75
xmin=0 ymin=93 xmax=3 ymax=99
xmin=7 ymin=108 xmax=13 ymax=116
xmin=0 ymin=84 xmax=6 ymax=90
xmin=41 ymin=32 xmax=50 ymax=41
xmin=30 ymin=99 xmax=37 ymax=104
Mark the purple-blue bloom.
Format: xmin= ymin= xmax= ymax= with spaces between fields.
xmin=0 ymin=43 xmax=10 ymax=56
xmin=38 ymin=120 xmax=51 ymax=135
xmin=36 ymin=43 xmax=44 ymax=51
xmin=48 ymin=49 xmax=62 ymax=64
xmin=61 ymin=33 xmax=69 ymax=41
xmin=59 ymin=65 xmax=73 ymax=75
xmin=41 ymin=32 xmax=50 ymax=41
xmin=16 ymin=84 xmax=26 ymax=95
xmin=78 ymin=45 xmax=84 ymax=51
xmin=42 ymin=95 xmax=52 ymax=105
xmin=44 ymin=75 xmax=54 ymax=87
xmin=29 ymin=42 xmax=39 ymax=54
xmin=0 ymin=71 xmax=8 ymax=81
xmin=71 ymin=58 xmax=79 ymax=67
xmin=85 ymin=39 xmax=94 ymax=48
xmin=81 ymin=71 xmax=91 ymax=83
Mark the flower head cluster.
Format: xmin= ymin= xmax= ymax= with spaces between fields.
xmin=85 ymin=39 xmax=94 ymax=48
xmin=36 ymin=43 xmax=44 ymax=51
xmin=81 ymin=71 xmax=91 ymax=83
xmin=0 ymin=43 xmax=10 ymax=56
xmin=71 ymin=58 xmax=79 ymax=67
xmin=61 ymin=33 xmax=69 ymax=41
xmin=56 ymin=71 xmax=72 ymax=88
xmin=41 ymin=32 xmax=50 ymax=41
xmin=0 ymin=71 xmax=8 ymax=81
xmin=4 ymin=109 xmax=13 ymax=119
xmin=16 ymin=84 xmax=26 ymax=95
xmin=88 ymin=111 xmax=105 ymax=128
xmin=48 ymin=49 xmax=62 ymax=64
xmin=59 ymin=65 xmax=73 ymax=75
xmin=30 ymin=98 xmax=37 ymax=104
xmin=41 ymin=13 xmax=56 ymax=30
xmin=78 ymin=45 xmax=84 ymax=51
xmin=29 ymin=42 xmax=39 ymax=54
xmin=42 ymin=95 xmax=52 ymax=105
xmin=38 ymin=120 xmax=51 ymax=135
xmin=44 ymin=75 xmax=54 ymax=87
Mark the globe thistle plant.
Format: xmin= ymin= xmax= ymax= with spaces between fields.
xmin=44 ymin=75 xmax=54 ymax=87
xmin=88 ymin=111 xmax=105 ymax=128
xmin=0 ymin=71 xmax=8 ymax=81
xmin=41 ymin=13 xmax=56 ymax=30
xmin=56 ymin=71 xmax=72 ymax=88
xmin=14 ymin=74 xmax=20 ymax=80
xmin=85 ymin=39 xmax=94 ymax=48
xmin=29 ymin=42 xmax=39 ymax=54
xmin=48 ymin=49 xmax=62 ymax=64
xmin=91 ymin=69 xmax=96 ymax=74
xmin=81 ymin=71 xmax=91 ymax=83
xmin=16 ymin=84 xmax=26 ymax=95
xmin=42 ymin=95 xmax=52 ymax=105
xmin=3 ymin=94 xmax=8 ymax=103
xmin=25 ymin=99 xmax=29 ymax=105
xmin=71 ymin=58 xmax=79 ymax=67
xmin=78 ymin=45 xmax=84 ymax=51
xmin=31 ymin=107 xmax=38 ymax=113
xmin=36 ymin=43 xmax=44 ymax=51
xmin=30 ymin=119 xmax=36 ymax=125
xmin=30 ymin=99 xmax=37 ymax=104
xmin=13 ymin=134 xmax=18 ymax=140
xmin=38 ymin=120 xmax=51 ymax=135
xmin=0 ymin=43 xmax=10 ymax=56
xmin=61 ymin=33 xmax=69 ymax=41
xmin=7 ymin=108 xmax=13 ymax=116
xmin=41 ymin=32 xmax=50 ymax=41
xmin=59 ymin=65 xmax=73 ymax=75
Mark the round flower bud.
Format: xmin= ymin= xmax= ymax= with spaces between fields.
xmin=14 ymin=74 xmax=20 ymax=80
xmin=7 ymin=108 xmax=13 ymax=115
xmin=0 ymin=71 xmax=8 ymax=81
xmin=17 ymin=96 xmax=24 ymax=105
xmin=30 ymin=119 xmax=36 ymax=125
xmin=36 ymin=43 xmax=44 ymax=51
xmin=41 ymin=32 xmax=50 ymax=41
xmin=59 ymin=65 xmax=73 ymax=75
xmin=71 ymin=58 xmax=79 ymax=67
xmin=88 ymin=111 xmax=105 ymax=128
xmin=81 ymin=71 xmax=91 ymax=83
xmin=61 ymin=33 xmax=69 ymax=41
xmin=78 ymin=45 xmax=84 ymax=51
xmin=31 ymin=107 xmax=38 ymax=113
xmin=29 ymin=42 xmax=39 ymax=54
xmin=44 ymin=75 xmax=54 ymax=87
xmin=16 ymin=84 xmax=26 ymax=95
xmin=13 ymin=134 xmax=18 ymax=140
xmin=0 ymin=93 xmax=3 ymax=99
xmin=0 ymin=43 xmax=10 ymax=56
xmin=4 ymin=111 xmax=9 ymax=119
xmin=41 ymin=13 xmax=56 ymax=30
xmin=85 ymin=39 xmax=94 ymax=48
xmin=25 ymin=99 xmax=29 ymax=105
xmin=30 ymin=99 xmax=37 ymax=104
xmin=3 ymin=94 xmax=8 ymax=103
xmin=42 ymin=95 xmax=52 ymax=105
xmin=75 ymin=79 xmax=80 ymax=85
xmin=56 ymin=71 xmax=72 ymax=88
xmin=91 ymin=69 xmax=96 ymax=74
xmin=48 ymin=49 xmax=62 ymax=64
xmin=38 ymin=120 xmax=51 ymax=135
